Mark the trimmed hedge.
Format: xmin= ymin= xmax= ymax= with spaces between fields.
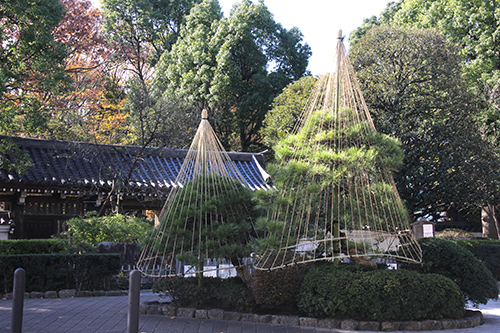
xmin=297 ymin=265 xmax=465 ymax=321
xmin=251 ymin=264 xmax=312 ymax=314
xmin=402 ymin=238 xmax=499 ymax=305
xmin=456 ymin=239 xmax=500 ymax=280
xmin=152 ymin=277 xmax=256 ymax=312
xmin=0 ymin=239 xmax=68 ymax=254
xmin=0 ymin=253 xmax=121 ymax=293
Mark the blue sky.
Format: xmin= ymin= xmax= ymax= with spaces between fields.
xmin=90 ymin=0 xmax=391 ymax=75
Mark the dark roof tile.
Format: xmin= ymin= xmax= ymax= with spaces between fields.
xmin=0 ymin=136 xmax=272 ymax=195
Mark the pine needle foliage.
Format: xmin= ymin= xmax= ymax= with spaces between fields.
xmin=137 ymin=111 xmax=261 ymax=281
xmin=153 ymin=173 xmax=258 ymax=268
xmin=254 ymin=32 xmax=422 ymax=270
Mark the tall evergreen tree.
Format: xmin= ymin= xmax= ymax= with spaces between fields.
xmin=155 ymin=0 xmax=311 ymax=152
xmin=102 ymin=0 xmax=202 ymax=82
xmin=350 ymin=26 xmax=500 ymax=224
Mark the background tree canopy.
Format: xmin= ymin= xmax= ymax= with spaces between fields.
xmin=349 ymin=0 xmax=500 ymax=237
xmin=0 ymin=0 xmax=311 ymax=153
xmin=155 ymin=0 xmax=311 ymax=152
xmin=3 ymin=0 xmax=500 ymax=237
xmin=260 ymin=75 xmax=317 ymax=157
xmin=351 ymin=0 xmax=500 ymax=147
xmin=349 ymin=25 xmax=500 ymax=223
xmin=0 ymin=0 xmax=69 ymax=135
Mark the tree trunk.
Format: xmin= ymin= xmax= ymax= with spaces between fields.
xmin=482 ymin=204 xmax=500 ymax=239
xmin=234 ymin=265 xmax=252 ymax=285
xmin=231 ymin=257 xmax=252 ymax=285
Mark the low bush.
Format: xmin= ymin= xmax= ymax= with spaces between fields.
xmin=402 ymin=237 xmax=499 ymax=305
xmin=436 ymin=228 xmax=475 ymax=240
xmin=152 ymin=276 xmax=256 ymax=312
xmin=455 ymin=239 xmax=500 ymax=280
xmin=297 ymin=265 xmax=465 ymax=321
xmin=0 ymin=253 xmax=121 ymax=293
xmin=55 ymin=212 xmax=152 ymax=247
xmin=0 ymin=239 xmax=68 ymax=254
xmin=251 ymin=264 xmax=312 ymax=314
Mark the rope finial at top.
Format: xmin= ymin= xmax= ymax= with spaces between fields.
xmin=337 ymin=29 xmax=344 ymax=41
xmin=201 ymin=109 xmax=208 ymax=119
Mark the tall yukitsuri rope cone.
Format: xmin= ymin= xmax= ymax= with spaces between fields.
xmin=254 ymin=31 xmax=422 ymax=270
xmin=137 ymin=110 xmax=257 ymax=281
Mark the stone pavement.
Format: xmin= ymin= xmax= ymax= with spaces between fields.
xmin=0 ymin=292 xmax=498 ymax=333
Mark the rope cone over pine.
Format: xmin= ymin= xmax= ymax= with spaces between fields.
xmin=137 ymin=110 xmax=258 ymax=278
xmin=253 ymin=30 xmax=422 ymax=270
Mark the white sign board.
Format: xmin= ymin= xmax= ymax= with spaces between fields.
xmin=203 ymin=266 xmax=218 ymax=277
xmin=183 ymin=265 xmax=196 ymax=277
xmin=218 ymin=264 xmax=237 ymax=279
xmin=423 ymin=224 xmax=434 ymax=238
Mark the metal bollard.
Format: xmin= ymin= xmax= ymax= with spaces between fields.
xmin=127 ymin=270 xmax=141 ymax=333
xmin=11 ymin=268 xmax=25 ymax=333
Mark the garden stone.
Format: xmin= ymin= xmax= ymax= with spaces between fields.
xmin=161 ymin=304 xmax=177 ymax=316
xmin=30 ymin=292 xmax=43 ymax=299
xmin=440 ymin=319 xmax=460 ymax=330
xmin=340 ymin=319 xmax=358 ymax=330
xmin=241 ymin=313 xmax=260 ymax=322
xmin=43 ymin=291 xmax=58 ymax=299
xmin=140 ymin=301 xmax=160 ymax=314
xmin=177 ymin=307 xmax=195 ymax=318
xmin=470 ymin=310 xmax=484 ymax=326
xmin=147 ymin=304 xmax=162 ymax=315
xmin=475 ymin=310 xmax=484 ymax=325
xmin=223 ymin=311 xmax=242 ymax=321
xmin=455 ymin=317 xmax=471 ymax=329
xmin=381 ymin=321 xmax=401 ymax=331
xmin=105 ymin=290 xmax=123 ymax=296
xmin=399 ymin=321 xmax=420 ymax=331
xmin=279 ymin=315 xmax=299 ymax=326
xmin=97 ymin=242 xmax=141 ymax=267
xmin=420 ymin=320 xmax=442 ymax=331
xmin=463 ymin=316 xmax=476 ymax=329
xmin=260 ymin=314 xmax=280 ymax=324
xmin=299 ymin=317 xmax=318 ymax=327
xmin=358 ymin=321 xmax=380 ymax=331
xmin=58 ymin=289 xmax=76 ymax=298
xmin=318 ymin=318 xmax=341 ymax=329
xmin=195 ymin=309 xmax=208 ymax=319
xmin=93 ymin=290 xmax=105 ymax=297
xmin=76 ymin=290 xmax=93 ymax=297
xmin=208 ymin=309 xmax=224 ymax=320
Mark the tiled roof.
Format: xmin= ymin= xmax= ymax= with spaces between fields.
xmin=0 ymin=136 xmax=272 ymax=196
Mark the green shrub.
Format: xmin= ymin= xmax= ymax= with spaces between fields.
xmin=56 ymin=212 xmax=152 ymax=247
xmin=297 ymin=265 xmax=465 ymax=321
xmin=436 ymin=228 xmax=475 ymax=240
xmin=456 ymin=239 xmax=500 ymax=280
xmin=0 ymin=253 xmax=121 ymax=293
xmin=251 ymin=264 xmax=312 ymax=314
xmin=152 ymin=276 xmax=256 ymax=312
xmin=402 ymin=238 xmax=499 ymax=305
xmin=0 ymin=239 xmax=68 ymax=254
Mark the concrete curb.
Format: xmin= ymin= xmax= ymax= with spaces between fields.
xmin=2 ymin=289 xmax=128 ymax=299
xmin=140 ymin=301 xmax=484 ymax=331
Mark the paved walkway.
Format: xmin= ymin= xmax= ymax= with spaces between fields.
xmin=0 ymin=292 xmax=499 ymax=332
